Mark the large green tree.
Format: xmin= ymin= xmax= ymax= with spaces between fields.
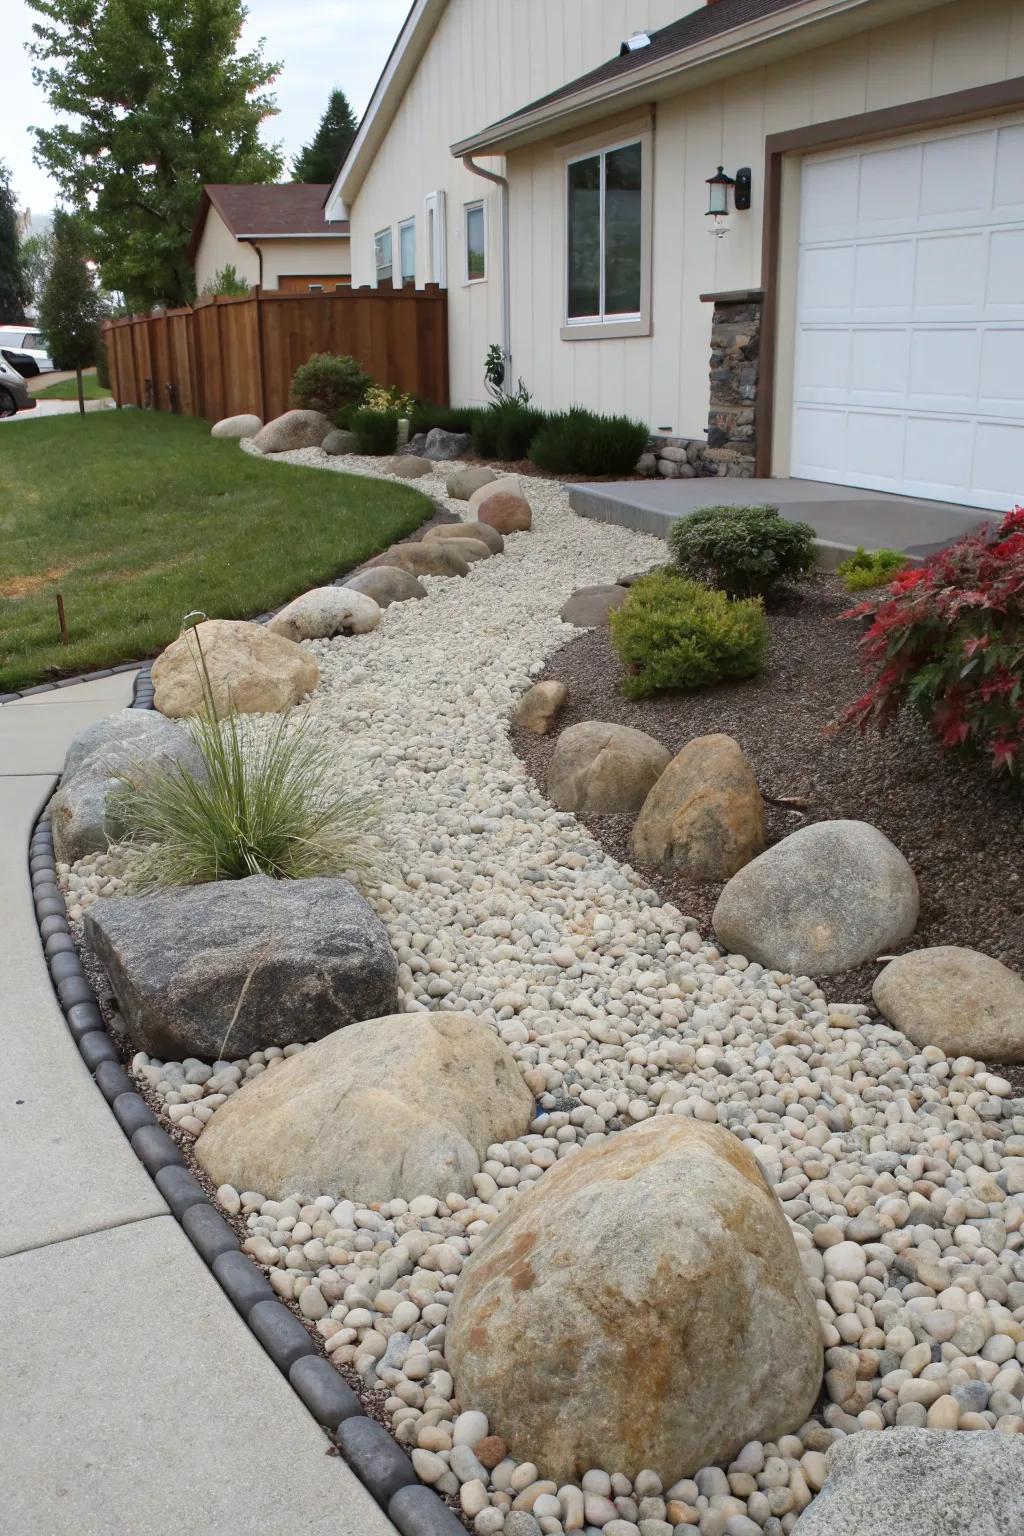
xmin=38 ymin=209 xmax=103 ymax=412
xmin=292 ymin=88 xmax=358 ymax=185
xmin=0 ymin=162 xmax=32 ymax=322
xmin=27 ymin=0 xmax=283 ymax=310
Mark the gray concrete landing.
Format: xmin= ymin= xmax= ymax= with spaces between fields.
xmin=569 ymin=477 xmax=990 ymax=565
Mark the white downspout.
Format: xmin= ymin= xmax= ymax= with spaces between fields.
xmin=462 ymin=154 xmax=511 ymax=377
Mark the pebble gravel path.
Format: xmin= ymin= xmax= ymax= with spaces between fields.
xmin=63 ymin=448 xmax=1024 ymax=1536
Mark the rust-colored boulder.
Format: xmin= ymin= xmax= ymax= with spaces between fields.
xmin=446 ymin=1118 xmax=823 ymax=1482
xmin=476 ymin=491 xmax=532 ymax=535
xmin=632 ymin=733 xmax=764 ymax=880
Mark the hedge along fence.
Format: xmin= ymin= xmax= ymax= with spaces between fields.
xmin=102 ymin=284 xmax=450 ymax=424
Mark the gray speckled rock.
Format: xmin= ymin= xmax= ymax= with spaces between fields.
xmin=712 ymin=819 xmax=918 ymax=977
xmin=251 ymin=410 xmax=333 ymax=453
xmin=447 ymin=1118 xmax=822 ymax=1482
xmin=322 ymin=428 xmax=358 ymax=455
xmin=194 ymin=1011 xmax=533 ymax=1202
xmin=790 ymin=1428 xmax=1024 ymax=1536
xmin=873 ymin=946 xmax=1024 ymax=1061
xmin=85 ymin=875 xmax=398 ymax=1060
xmin=211 ymin=413 xmax=262 ymax=440
xmin=422 ymin=428 xmax=471 ymax=461
xmin=341 ymin=567 xmax=426 ymax=607
xmin=267 ymin=586 xmax=381 ymax=642
xmin=51 ymin=711 xmax=206 ymax=864
xmin=547 ymin=721 xmax=670 ymax=816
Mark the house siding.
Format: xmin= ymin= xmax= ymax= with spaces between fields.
xmin=194 ymin=209 xmax=350 ymax=294
xmin=193 ymin=209 xmax=260 ymax=294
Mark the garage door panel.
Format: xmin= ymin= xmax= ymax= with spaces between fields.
xmin=979 ymin=330 xmax=1024 ymax=417
xmin=858 ymin=143 xmax=922 ymax=225
xmin=987 ymin=229 xmax=1024 ymax=311
xmin=846 ymin=410 xmax=905 ymax=486
xmin=799 ymin=244 xmax=855 ymax=317
xmin=914 ymin=233 xmax=988 ymax=315
xmin=921 ymin=132 xmax=996 ymax=218
xmin=907 ymin=328 xmax=980 ymax=411
xmin=849 ymin=328 xmax=909 ymax=403
xmin=791 ymin=405 xmax=846 ymax=475
xmin=994 ymin=124 xmax=1024 ymax=211
xmin=972 ymin=423 xmax=1024 ymax=503
xmin=903 ymin=416 xmax=974 ymax=498
xmin=853 ymin=240 xmax=915 ymax=315
xmin=801 ymin=155 xmax=860 ymax=241
xmin=794 ymin=327 xmax=850 ymax=400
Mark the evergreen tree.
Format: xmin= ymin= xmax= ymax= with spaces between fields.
xmin=292 ymin=88 xmax=358 ymax=184
xmin=0 ymin=162 xmax=32 ymax=322
xmin=27 ymin=0 xmax=282 ymax=310
xmin=20 ymin=228 xmax=54 ymax=309
xmin=39 ymin=209 xmax=103 ymax=413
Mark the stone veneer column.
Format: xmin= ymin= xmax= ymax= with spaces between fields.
xmin=700 ymin=289 xmax=764 ymax=478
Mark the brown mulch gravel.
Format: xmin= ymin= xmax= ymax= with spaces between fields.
xmin=514 ymin=574 xmax=1024 ymax=1076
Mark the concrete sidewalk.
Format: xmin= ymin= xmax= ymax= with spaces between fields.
xmin=0 ymin=678 xmax=396 ymax=1534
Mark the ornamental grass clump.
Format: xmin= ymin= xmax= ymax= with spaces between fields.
xmin=115 ymin=620 xmax=381 ymax=888
xmin=837 ymin=546 xmax=910 ymax=592
xmin=669 ymin=504 xmax=817 ymax=598
xmin=842 ymin=506 xmax=1024 ymax=780
xmin=610 ymin=569 xmax=767 ymax=698
xmin=528 ymin=407 xmax=650 ymax=477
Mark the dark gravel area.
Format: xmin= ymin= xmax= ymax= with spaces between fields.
xmin=515 ymin=573 xmax=1024 ymax=1047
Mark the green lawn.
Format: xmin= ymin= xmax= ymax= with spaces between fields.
xmin=33 ymin=370 xmax=111 ymax=401
xmin=0 ymin=411 xmax=431 ymax=691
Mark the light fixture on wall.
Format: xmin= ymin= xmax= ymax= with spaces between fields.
xmin=705 ymin=165 xmax=752 ymax=238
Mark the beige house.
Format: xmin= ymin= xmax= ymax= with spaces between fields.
xmin=189 ymin=184 xmax=351 ymax=294
xmin=328 ymin=0 xmax=1024 ymax=513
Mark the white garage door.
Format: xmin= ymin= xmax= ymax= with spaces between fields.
xmin=790 ymin=118 xmax=1024 ymax=512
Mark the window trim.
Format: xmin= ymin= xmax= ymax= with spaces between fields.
xmin=398 ymin=216 xmax=416 ymax=287
xmin=560 ymin=121 xmax=652 ymax=341
xmin=374 ymin=226 xmax=393 ymax=284
xmin=464 ymin=198 xmax=487 ymax=285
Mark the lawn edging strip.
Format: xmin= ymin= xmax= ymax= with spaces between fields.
xmin=28 ymin=789 xmax=465 ymax=1536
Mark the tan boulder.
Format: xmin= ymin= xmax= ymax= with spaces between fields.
xmin=513 ymin=682 xmax=567 ymax=736
xmin=560 ymin=585 xmax=628 ymax=627
xmin=475 ymin=491 xmax=532 ymax=535
xmin=341 ymin=566 xmax=426 ymax=607
xmin=151 ymin=620 xmax=319 ymax=718
xmin=385 ymin=455 xmax=432 ymax=479
xmin=434 ymin=537 xmax=492 ymax=564
xmin=467 ymin=473 xmax=522 ymax=511
xmin=632 ymin=733 xmax=764 ymax=880
xmin=547 ymin=720 xmax=669 ymax=815
xmin=873 ymin=946 xmax=1024 ymax=1062
xmin=368 ymin=543 xmax=471 ymax=579
xmin=446 ymin=1118 xmax=823 ymax=1482
xmin=194 ymin=1012 xmax=535 ymax=1203
xmin=266 ymin=587 xmax=381 ymax=642
xmin=251 ymin=409 xmax=332 ymax=453
xmin=423 ymin=521 xmax=504 ymax=554
xmin=447 ymin=466 xmax=498 ymax=500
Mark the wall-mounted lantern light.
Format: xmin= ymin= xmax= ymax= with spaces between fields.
xmin=705 ymin=165 xmax=752 ymax=238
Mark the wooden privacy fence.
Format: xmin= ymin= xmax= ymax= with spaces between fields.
xmin=102 ymin=284 xmax=449 ymax=423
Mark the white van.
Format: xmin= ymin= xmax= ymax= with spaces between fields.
xmin=0 ymin=326 xmax=55 ymax=372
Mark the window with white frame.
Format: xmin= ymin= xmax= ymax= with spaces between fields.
xmin=374 ymin=228 xmax=393 ymax=284
xmin=399 ymin=218 xmax=415 ymax=287
xmin=425 ymin=190 xmax=447 ymax=286
xmin=566 ymin=138 xmax=644 ymax=325
xmin=465 ymin=200 xmax=486 ymax=282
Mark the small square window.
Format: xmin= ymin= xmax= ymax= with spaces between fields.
xmin=465 ymin=201 xmax=486 ymax=282
xmin=374 ymin=228 xmax=393 ymax=284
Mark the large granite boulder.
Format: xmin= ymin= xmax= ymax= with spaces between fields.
xmin=367 ymin=544 xmax=471 ymax=579
xmin=423 ymin=428 xmax=471 ymax=461
xmin=873 ymin=946 xmax=1024 ymax=1061
xmin=560 ymin=585 xmax=628 ymax=627
xmin=251 ymin=410 xmax=333 ymax=453
xmin=267 ymin=587 xmax=381 ymax=643
xmin=194 ymin=1012 xmax=534 ymax=1202
xmin=211 ymin=413 xmax=261 ymax=440
xmin=790 ymin=1428 xmax=1024 ymax=1536
xmin=713 ymin=820 xmax=919 ymax=976
xmin=151 ymin=619 xmax=319 ymax=718
xmin=513 ymin=681 xmax=567 ymax=736
xmin=51 ymin=710 xmax=207 ymax=865
xmin=547 ymin=721 xmax=670 ymax=815
xmin=85 ymin=874 xmax=398 ymax=1060
xmin=446 ymin=1118 xmax=823 ymax=1482
xmin=632 ymin=733 xmax=764 ymax=881
xmin=447 ymin=466 xmax=497 ymax=501
xmin=322 ymin=428 xmax=358 ymax=456
xmin=341 ymin=567 xmax=426 ymax=607
xmin=423 ymin=521 xmax=504 ymax=554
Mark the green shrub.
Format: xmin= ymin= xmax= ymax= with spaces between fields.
xmin=199 ymin=263 xmax=250 ymax=298
xmin=668 ymin=504 xmax=817 ymax=598
xmin=528 ymin=406 xmax=649 ymax=476
xmin=836 ymin=546 xmax=910 ymax=591
xmin=95 ymin=330 xmax=111 ymax=390
xmin=471 ymin=401 xmax=546 ymax=461
xmin=352 ymin=407 xmax=399 ymax=456
xmin=609 ymin=569 xmax=767 ymax=698
xmin=114 ymin=622 xmax=381 ymax=887
xmin=290 ymin=352 xmax=371 ymax=421
xmin=408 ymin=403 xmax=478 ymax=437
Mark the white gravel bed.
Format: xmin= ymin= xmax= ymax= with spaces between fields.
xmin=67 ymin=449 xmax=1024 ymax=1536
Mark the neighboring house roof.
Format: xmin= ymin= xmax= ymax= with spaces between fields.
xmin=452 ymin=0 xmax=910 ymax=156
xmin=324 ymin=0 xmax=449 ymax=218
xmin=188 ymin=184 xmax=349 ymax=262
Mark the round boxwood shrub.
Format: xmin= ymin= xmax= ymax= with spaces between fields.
xmin=609 ymin=569 xmax=767 ymax=698
xmin=669 ymin=504 xmax=817 ymax=598
xmin=528 ymin=406 xmax=649 ymax=476
xmin=352 ymin=408 xmax=399 ymax=456
xmin=290 ymin=352 xmax=371 ymax=422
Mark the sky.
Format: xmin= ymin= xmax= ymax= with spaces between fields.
xmin=4 ymin=0 xmax=412 ymax=217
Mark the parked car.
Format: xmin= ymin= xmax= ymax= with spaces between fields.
xmin=0 ymin=326 xmax=55 ymax=372
xmin=1 ymin=348 xmax=40 ymax=379
xmin=0 ymin=354 xmax=37 ymax=416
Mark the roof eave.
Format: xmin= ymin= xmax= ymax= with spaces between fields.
xmin=450 ymin=0 xmax=937 ymax=158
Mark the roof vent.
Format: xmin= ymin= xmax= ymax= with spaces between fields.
xmin=619 ymin=31 xmax=651 ymax=55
